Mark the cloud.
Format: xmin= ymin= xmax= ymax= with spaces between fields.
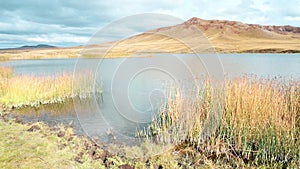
xmin=0 ymin=0 xmax=299 ymax=48
xmin=27 ymin=34 xmax=89 ymax=44
xmin=285 ymin=16 xmax=300 ymax=21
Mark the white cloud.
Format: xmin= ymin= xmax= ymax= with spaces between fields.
xmin=285 ymin=16 xmax=300 ymax=21
xmin=27 ymin=34 xmax=89 ymax=43
xmin=0 ymin=0 xmax=300 ymax=48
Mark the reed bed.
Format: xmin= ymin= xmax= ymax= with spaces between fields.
xmin=0 ymin=66 xmax=13 ymax=79
xmin=0 ymin=67 xmax=96 ymax=108
xmin=1 ymin=65 xmax=299 ymax=167
xmin=144 ymin=77 xmax=300 ymax=167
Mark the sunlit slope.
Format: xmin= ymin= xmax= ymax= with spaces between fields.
xmin=92 ymin=17 xmax=300 ymax=56
xmin=184 ymin=17 xmax=300 ymax=53
xmin=1 ymin=17 xmax=300 ymax=60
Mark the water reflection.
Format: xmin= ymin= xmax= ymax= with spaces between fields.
xmin=5 ymin=53 xmax=300 ymax=145
xmin=12 ymin=97 xmax=153 ymax=144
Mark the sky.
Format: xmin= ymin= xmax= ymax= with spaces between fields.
xmin=1 ymin=0 xmax=300 ymax=48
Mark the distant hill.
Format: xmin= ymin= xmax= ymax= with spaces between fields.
xmin=104 ymin=17 xmax=300 ymax=54
xmin=181 ymin=17 xmax=300 ymax=53
xmin=0 ymin=44 xmax=56 ymax=50
xmin=1 ymin=18 xmax=300 ymax=60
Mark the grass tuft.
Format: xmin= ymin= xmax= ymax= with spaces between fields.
xmin=0 ymin=67 xmax=97 ymax=108
xmin=143 ymin=76 xmax=300 ymax=167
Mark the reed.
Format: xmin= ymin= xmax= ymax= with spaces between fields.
xmin=144 ymin=77 xmax=300 ymax=167
xmin=0 ymin=68 xmax=97 ymax=108
xmin=0 ymin=66 xmax=13 ymax=79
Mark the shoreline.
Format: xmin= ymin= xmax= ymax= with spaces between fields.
xmin=0 ymin=78 xmax=300 ymax=168
xmin=1 ymin=49 xmax=300 ymax=61
xmin=0 ymin=63 xmax=299 ymax=168
xmin=0 ymin=111 xmax=220 ymax=168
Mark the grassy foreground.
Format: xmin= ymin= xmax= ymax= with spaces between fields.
xmin=0 ymin=66 xmax=299 ymax=168
xmin=0 ymin=113 xmax=225 ymax=169
xmin=0 ymin=115 xmax=103 ymax=168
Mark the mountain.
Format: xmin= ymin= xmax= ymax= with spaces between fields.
xmin=0 ymin=44 xmax=56 ymax=50
xmin=104 ymin=17 xmax=300 ymax=54
xmin=18 ymin=44 xmax=56 ymax=50
xmin=181 ymin=17 xmax=300 ymax=53
xmin=1 ymin=18 xmax=300 ymax=60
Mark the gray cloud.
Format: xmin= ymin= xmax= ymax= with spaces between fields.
xmin=0 ymin=0 xmax=299 ymax=48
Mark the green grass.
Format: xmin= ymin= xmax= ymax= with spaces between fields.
xmin=0 ymin=115 xmax=223 ymax=168
xmin=0 ymin=117 xmax=105 ymax=169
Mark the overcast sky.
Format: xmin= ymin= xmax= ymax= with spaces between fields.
xmin=1 ymin=0 xmax=300 ymax=48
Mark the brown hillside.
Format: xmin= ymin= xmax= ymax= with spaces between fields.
xmin=181 ymin=17 xmax=300 ymax=53
xmin=101 ymin=17 xmax=300 ymax=55
xmin=1 ymin=17 xmax=300 ymax=60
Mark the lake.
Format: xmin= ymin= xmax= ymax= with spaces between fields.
xmin=1 ymin=53 xmax=300 ymax=144
xmin=2 ymin=53 xmax=300 ymax=78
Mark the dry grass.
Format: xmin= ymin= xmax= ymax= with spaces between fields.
xmin=0 ymin=37 xmax=298 ymax=61
xmin=1 ymin=70 xmax=299 ymax=167
xmin=1 ymin=73 xmax=73 ymax=106
xmin=0 ymin=47 xmax=80 ymax=60
xmin=144 ymin=77 xmax=300 ymax=167
xmin=0 ymin=66 xmax=13 ymax=79
xmin=215 ymin=77 xmax=299 ymax=167
xmin=0 ymin=67 xmax=96 ymax=108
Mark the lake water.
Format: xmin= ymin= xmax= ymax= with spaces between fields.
xmin=1 ymin=53 xmax=300 ymax=144
xmin=2 ymin=53 xmax=300 ymax=78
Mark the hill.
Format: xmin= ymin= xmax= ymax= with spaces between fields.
xmin=0 ymin=44 xmax=56 ymax=51
xmin=1 ymin=17 xmax=300 ymax=60
xmin=104 ymin=17 xmax=300 ymax=55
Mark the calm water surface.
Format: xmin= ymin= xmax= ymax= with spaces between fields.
xmin=1 ymin=54 xmax=299 ymax=78
xmin=1 ymin=53 xmax=299 ymax=143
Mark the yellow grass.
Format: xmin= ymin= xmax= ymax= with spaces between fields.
xmin=0 ymin=67 xmax=96 ymax=108
xmin=1 ymin=64 xmax=299 ymax=167
xmin=0 ymin=47 xmax=80 ymax=60
xmin=0 ymin=66 xmax=13 ymax=78
xmin=145 ymin=77 xmax=300 ymax=167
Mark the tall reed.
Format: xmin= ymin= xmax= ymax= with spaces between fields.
xmin=0 ymin=67 xmax=96 ymax=107
xmin=0 ymin=66 xmax=13 ymax=79
xmin=144 ymin=77 xmax=300 ymax=167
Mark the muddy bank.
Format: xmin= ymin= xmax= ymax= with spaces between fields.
xmin=0 ymin=111 xmax=212 ymax=168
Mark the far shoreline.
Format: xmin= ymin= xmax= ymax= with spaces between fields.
xmin=0 ymin=47 xmax=299 ymax=61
